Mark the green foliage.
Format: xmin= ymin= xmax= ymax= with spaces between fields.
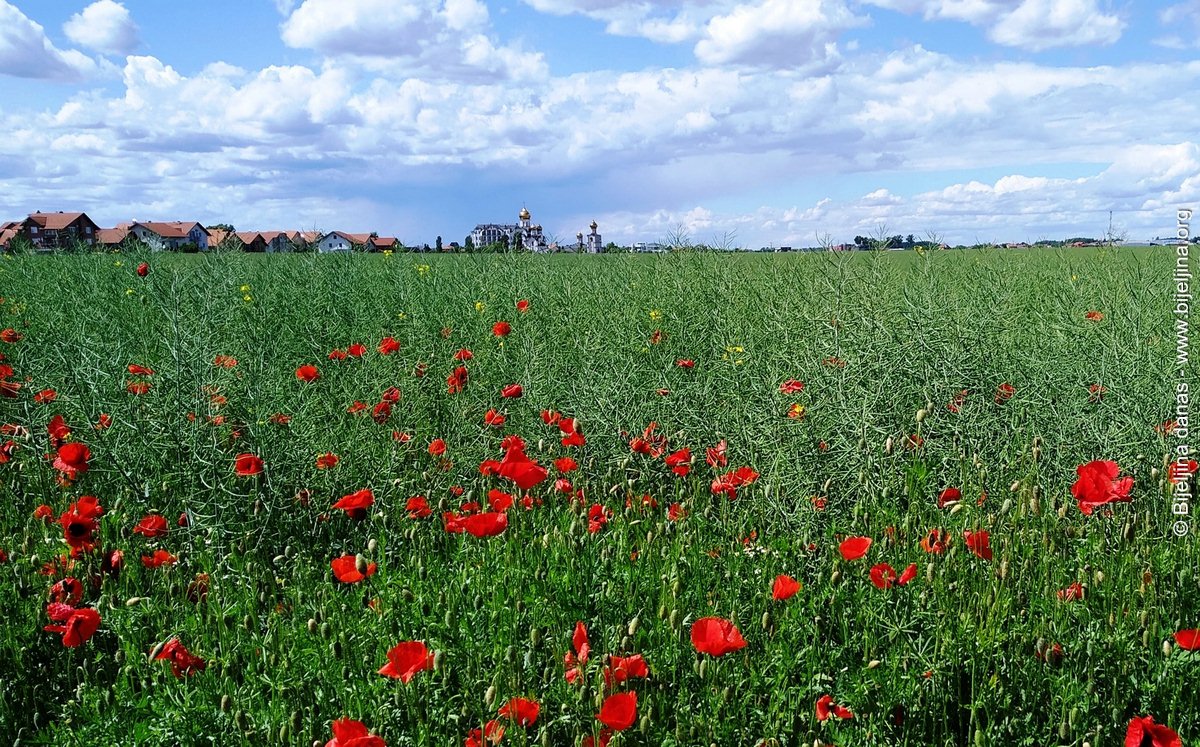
xmin=0 ymin=248 xmax=1194 ymax=747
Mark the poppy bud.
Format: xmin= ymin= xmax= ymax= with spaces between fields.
xmin=284 ymin=545 xmax=294 ymax=558
xmin=658 ymin=603 xmax=667 ymax=620
xmin=1029 ymin=495 xmax=1040 ymax=515
xmin=253 ymin=499 xmax=263 ymax=516
xmin=1150 ymin=467 xmax=1160 ymax=480
xmin=355 ymin=554 xmax=368 ymax=575
xmin=126 ymin=596 xmax=142 ymax=607
xmin=332 ymin=640 xmax=343 ymax=658
xmin=821 ymin=477 xmax=832 ymax=493
xmin=884 ymin=437 xmax=894 ymax=455
xmin=273 ymin=554 xmax=286 ymax=566
xmin=916 ymin=409 xmax=927 ymax=423
xmin=1058 ymin=722 xmax=1069 ymax=741
xmin=485 ymin=684 xmax=496 ymax=708
xmin=433 ymin=649 xmax=443 ymax=670
xmin=830 ymin=570 xmax=841 ymax=585
xmin=319 ymin=622 xmax=331 ymax=639
xmin=220 ymin=695 xmax=232 ymax=713
xmin=279 ymin=724 xmax=290 ymax=743
xmin=669 ymin=609 xmax=679 ymax=629
xmin=307 ymin=618 xmax=317 ymax=634
xmin=761 ymin=610 xmax=772 ymax=631
xmin=1163 ymin=639 xmax=1173 ymax=656
xmin=698 ymin=658 xmax=707 ymax=678
xmin=234 ymin=711 xmax=249 ymax=731
xmin=367 ymin=538 xmax=377 ymax=553
xmin=868 ymin=659 xmax=881 ymax=669
xmin=628 ymin=616 xmax=640 ymax=636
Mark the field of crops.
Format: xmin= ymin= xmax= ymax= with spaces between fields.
xmin=0 ymin=247 xmax=1194 ymax=747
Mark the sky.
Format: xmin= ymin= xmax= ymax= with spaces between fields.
xmin=0 ymin=0 xmax=1197 ymax=248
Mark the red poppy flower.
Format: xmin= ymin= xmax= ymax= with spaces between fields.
xmin=94 ymin=413 xmax=112 ymax=429
xmin=1173 ymin=629 xmax=1200 ymax=650
xmin=326 ymin=717 xmax=387 ymax=747
xmin=816 ymin=694 xmax=854 ymax=721
xmin=498 ymin=698 xmax=539 ymax=727
xmin=705 ymin=439 xmax=727 ymax=468
xmin=316 ymin=452 xmax=340 ymax=469
xmin=49 ymin=577 xmax=84 ymax=605
xmin=34 ymin=388 xmax=57 ymax=404
xmin=587 ymin=504 xmax=612 ymax=533
xmin=59 ymin=495 xmax=103 ymax=555
xmin=296 ymin=364 xmax=320 ymax=382
xmin=136 ymin=262 xmax=149 ymax=277
xmin=516 ymin=299 xmax=530 ymax=312
xmin=1125 ymin=715 xmax=1181 ymax=747
xmin=649 ymin=329 xmax=662 ymax=344
xmin=406 ymin=496 xmax=432 ymax=519
xmin=48 ymin=414 xmax=70 ymax=446
xmin=497 ymin=384 xmax=523 ymax=401
xmin=378 ymin=641 xmax=434 ymax=683
xmin=551 ymin=456 xmax=576 ymax=474
xmin=963 ymin=529 xmax=992 ymax=560
xmin=822 ymin=356 xmax=846 ymax=368
xmin=596 ymin=692 xmax=637 ymax=731
xmin=334 ymin=489 xmax=375 ymax=520
xmin=483 ymin=409 xmax=506 ymax=427
xmin=128 ymin=363 xmax=155 ymax=376
xmin=141 ymin=549 xmax=178 ymax=568
xmin=346 ymin=401 xmax=368 ymax=415
xmin=447 ymin=366 xmax=469 ymax=394
xmin=379 ymin=386 xmax=401 ymax=403
xmin=667 ymin=503 xmax=686 ymax=521
xmin=1 ymin=379 xmax=21 ymax=398
xmin=34 ymin=504 xmax=55 ymax=522
xmin=372 ymin=401 xmax=392 ymax=424
xmin=269 ymin=412 xmax=292 ymax=425
xmin=44 ymin=607 xmax=100 ymax=647
xmin=234 ymin=453 xmax=263 ymax=476
xmin=213 ymin=354 xmax=238 ymax=368
xmin=1057 ymin=582 xmax=1084 ymax=602
xmin=53 ymin=441 xmax=90 ymax=479
xmin=155 ymin=638 xmax=207 ymax=677
xmin=664 ymin=448 xmax=691 ymax=476
xmin=1071 ymin=460 xmax=1133 ymax=515
xmin=772 ymin=574 xmax=801 ymax=600
xmin=564 ymin=622 xmax=589 ymax=683
xmin=560 ymin=421 xmax=586 ymax=447
xmin=376 ymin=336 xmax=401 ymax=356
xmin=1085 ymin=310 xmax=1104 ymax=321
xmin=994 ymin=383 xmax=1015 ymax=403
xmin=126 ymin=380 xmax=151 ymax=395
xmin=346 ymin=343 xmax=367 ymax=358
xmin=674 ymin=359 xmax=695 ymax=369
xmin=920 ymin=529 xmax=951 ymax=554
xmin=428 ymin=438 xmax=447 ymax=456
xmin=133 ymin=514 xmax=168 ymax=538
xmin=602 ymin=653 xmax=649 ymax=690
xmin=331 ymin=555 xmax=378 ymax=583
xmin=486 ymin=489 xmax=514 ymax=512
xmin=1088 ymin=383 xmax=1107 ymax=403
xmin=329 ymin=349 xmax=348 ymax=361
xmin=691 ymin=617 xmax=746 ymax=657
xmin=492 ymin=321 xmax=511 ymax=337
xmin=463 ymin=512 xmax=508 ymax=538
xmin=497 ymin=448 xmax=549 ymax=491
xmin=938 ymin=488 xmax=962 ymax=508
xmin=710 ymin=466 xmax=759 ymax=500
xmin=779 ymin=379 xmax=805 ymax=394
xmin=0 ymin=328 xmax=21 ymax=343
xmin=838 ymin=536 xmax=872 ymax=561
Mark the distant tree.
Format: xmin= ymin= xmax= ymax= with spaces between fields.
xmin=853 ymin=235 xmax=870 ymax=250
xmin=512 ymin=233 xmax=523 ymax=253
xmin=207 ymin=223 xmax=235 ymax=233
xmin=435 ymin=235 xmax=443 ymax=252
xmin=905 ymin=234 xmax=915 ymax=246
xmin=498 ymin=234 xmax=509 ymax=253
xmin=464 ymin=236 xmax=474 ymax=252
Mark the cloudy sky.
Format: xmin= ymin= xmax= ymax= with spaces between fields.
xmin=0 ymin=0 xmax=1197 ymax=247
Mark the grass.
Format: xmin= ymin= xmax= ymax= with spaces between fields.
xmin=0 ymin=246 xmax=1194 ymax=746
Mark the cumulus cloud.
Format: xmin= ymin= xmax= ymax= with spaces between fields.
xmin=0 ymin=0 xmax=96 ymax=81
xmin=694 ymin=0 xmax=863 ymax=67
xmin=863 ymin=0 xmax=1125 ymax=50
xmin=281 ymin=0 xmax=543 ymax=80
xmin=64 ymin=0 xmax=140 ymax=56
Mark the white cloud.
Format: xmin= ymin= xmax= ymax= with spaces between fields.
xmin=863 ymin=0 xmax=1125 ymax=50
xmin=694 ymin=0 xmax=863 ymax=67
xmin=281 ymin=0 xmax=544 ymax=81
xmin=0 ymin=0 xmax=96 ymax=81
xmin=64 ymin=0 xmax=139 ymax=56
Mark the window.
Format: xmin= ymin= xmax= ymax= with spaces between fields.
xmin=29 ymin=226 xmax=37 ymax=233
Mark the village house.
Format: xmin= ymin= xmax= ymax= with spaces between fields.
xmin=19 ymin=211 xmax=101 ymax=249
xmin=315 ymin=231 xmax=372 ymax=253
xmin=126 ymin=221 xmax=210 ymax=251
xmin=368 ymin=235 xmax=400 ymax=251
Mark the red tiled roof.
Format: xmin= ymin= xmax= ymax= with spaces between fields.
xmin=370 ymin=236 xmax=398 ymax=247
xmin=26 ymin=211 xmax=96 ymax=230
xmin=208 ymin=229 xmax=231 ymax=245
xmin=0 ymin=227 xmax=19 ymax=247
xmin=97 ymin=227 xmax=130 ymax=245
xmin=135 ymin=221 xmax=193 ymax=239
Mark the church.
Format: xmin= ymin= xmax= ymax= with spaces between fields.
xmin=471 ymin=207 xmax=548 ymax=252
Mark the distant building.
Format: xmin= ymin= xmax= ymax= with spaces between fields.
xmin=632 ymin=242 xmax=666 ymax=253
xmin=21 ymin=211 xmax=100 ymax=249
xmin=127 ymin=221 xmax=210 ymax=251
xmin=315 ymin=231 xmax=372 ymax=253
xmin=471 ymin=207 xmax=549 ymax=252
xmin=585 ymin=220 xmax=602 ymax=253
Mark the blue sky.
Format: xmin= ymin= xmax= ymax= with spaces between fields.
xmin=0 ymin=0 xmax=1198 ymax=247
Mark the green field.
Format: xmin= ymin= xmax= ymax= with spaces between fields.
xmin=0 ymin=248 xmax=1194 ymax=746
